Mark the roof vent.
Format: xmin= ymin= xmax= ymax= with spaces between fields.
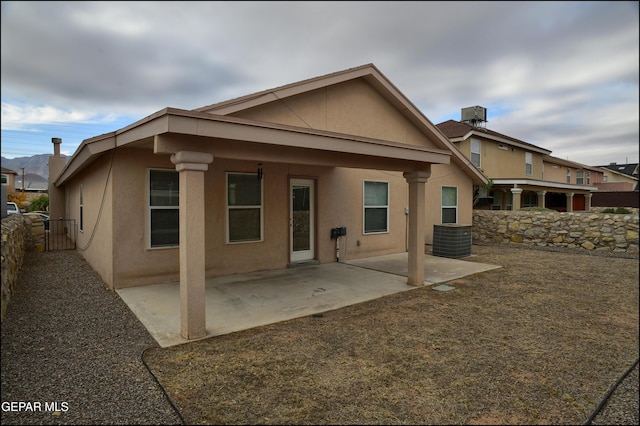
xmin=461 ymin=106 xmax=487 ymax=128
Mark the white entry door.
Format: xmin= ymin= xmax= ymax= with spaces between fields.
xmin=290 ymin=179 xmax=315 ymax=263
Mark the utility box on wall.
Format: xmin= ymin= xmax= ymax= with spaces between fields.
xmin=433 ymin=224 xmax=472 ymax=258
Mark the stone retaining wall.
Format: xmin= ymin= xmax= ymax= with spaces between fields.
xmin=1 ymin=214 xmax=27 ymax=321
xmin=23 ymin=215 xmax=46 ymax=252
xmin=473 ymin=210 xmax=639 ymax=254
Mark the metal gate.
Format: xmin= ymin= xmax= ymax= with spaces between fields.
xmin=45 ymin=219 xmax=77 ymax=251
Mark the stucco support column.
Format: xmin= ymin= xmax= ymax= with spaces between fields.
xmin=403 ymin=168 xmax=430 ymax=286
xmin=566 ymin=192 xmax=574 ymax=212
xmin=585 ymin=193 xmax=592 ymax=211
xmin=511 ymin=187 xmax=523 ymax=210
xmin=537 ymin=191 xmax=547 ymax=209
xmin=170 ymin=151 xmax=214 ymax=340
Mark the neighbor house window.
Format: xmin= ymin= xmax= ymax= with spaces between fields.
xmin=567 ymin=168 xmax=572 ymax=183
xmin=576 ymin=170 xmax=584 ymax=185
xmin=148 ymin=169 xmax=179 ymax=248
xmin=79 ymin=184 xmax=84 ymax=232
xmin=491 ymin=191 xmax=502 ymax=210
xmin=227 ymin=172 xmax=263 ymax=243
xmin=363 ymin=181 xmax=389 ymax=233
xmin=586 ymin=171 xmax=591 ymax=184
xmin=525 ymin=152 xmax=533 ymax=176
xmin=470 ymin=138 xmax=481 ymax=168
xmin=505 ymin=191 xmax=513 ymax=210
xmin=1 ymin=174 xmax=7 ymax=184
xmin=523 ymin=191 xmax=537 ymax=208
xmin=441 ymin=186 xmax=458 ymax=224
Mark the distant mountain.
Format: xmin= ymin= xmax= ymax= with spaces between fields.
xmin=1 ymin=154 xmax=68 ymax=180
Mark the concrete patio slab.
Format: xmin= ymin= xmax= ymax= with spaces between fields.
xmin=117 ymin=253 xmax=501 ymax=348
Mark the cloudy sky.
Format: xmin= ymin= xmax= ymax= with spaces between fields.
xmin=2 ymin=1 xmax=638 ymax=166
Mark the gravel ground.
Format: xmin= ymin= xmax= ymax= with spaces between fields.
xmin=1 ymin=250 xmax=182 ymax=425
xmin=587 ymin=360 xmax=639 ymax=426
xmin=1 ymin=247 xmax=638 ymax=425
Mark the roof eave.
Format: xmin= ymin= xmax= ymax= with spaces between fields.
xmin=56 ymin=107 xmax=453 ymax=185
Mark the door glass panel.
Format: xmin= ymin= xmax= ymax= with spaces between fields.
xmin=292 ymin=186 xmax=310 ymax=252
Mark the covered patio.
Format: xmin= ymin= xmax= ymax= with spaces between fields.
xmin=117 ymin=252 xmax=501 ymax=347
xmin=133 ymin=108 xmax=454 ymax=340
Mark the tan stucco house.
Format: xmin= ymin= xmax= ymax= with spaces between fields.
xmin=437 ymin=107 xmax=600 ymax=212
xmin=595 ymin=163 xmax=639 ymax=191
xmin=48 ymin=64 xmax=486 ymax=339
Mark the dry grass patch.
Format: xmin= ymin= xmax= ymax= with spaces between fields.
xmin=144 ymin=245 xmax=639 ymax=425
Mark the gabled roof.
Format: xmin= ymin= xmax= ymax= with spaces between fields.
xmin=56 ymin=64 xmax=487 ymax=186
xmin=1 ymin=167 xmax=18 ymax=175
xmin=596 ymin=163 xmax=639 ymax=178
xmin=436 ymin=119 xmax=552 ymax=155
xmin=196 ymin=64 xmax=486 ymax=184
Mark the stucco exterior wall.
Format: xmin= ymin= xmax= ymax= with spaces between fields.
xmin=543 ymin=163 xmax=570 ymax=183
xmin=233 ymin=80 xmax=437 ymax=149
xmin=602 ymin=170 xmax=638 ymax=184
xmin=104 ymin=150 xmax=417 ymax=288
xmin=65 ymin=153 xmax=115 ymax=288
xmin=61 ymin=145 xmax=474 ymax=289
xmin=455 ymin=138 xmax=544 ymax=179
xmin=110 ymin=149 xmax=179 ymax=288
xmin=426 ymin=162 xmax=475 ymax=242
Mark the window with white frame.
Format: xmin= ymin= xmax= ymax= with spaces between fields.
xmin=441 ymin=186 xmax=458 ymax=224
xmin=363 ymin=181 xmax=388 ymax=233
xmin=525 ymin=152 xmax=533 ymax=176
xmin=227 ymin=172 xmax=263 ymax=243
xmin=1 ymin=174 xmax=7 ymax=184
xmin=576 ymin=170 xmax=584 ymax=185
xmin=566 ymin=168 xmax=572 ymax=183
xmin=149 ymin=169 xmax=179 ymax=248
xmin=470 ymin=138 xmax=481 ymax=168
xmin=586 ymin=171 xmax=591 ymax=184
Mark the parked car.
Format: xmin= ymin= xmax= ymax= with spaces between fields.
xmin=6 ymin=202 xmax=21 ymax=215
xmin=23 ymin=211 xmax=50 ymax=230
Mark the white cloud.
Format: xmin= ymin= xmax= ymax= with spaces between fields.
xmin=1 ymin=102 xmax=117 ymax=131
xmin=0 ymin=1 xmax=637 ymax=165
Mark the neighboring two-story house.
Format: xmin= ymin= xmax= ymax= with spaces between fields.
xmin=595 ymin=163 xmax=639 ymax=191
xmin=436 ymin=106 xmax=600 ymax=212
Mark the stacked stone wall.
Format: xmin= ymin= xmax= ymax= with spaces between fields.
xmin=473 ymin=210 xmax=639 ymax=254
xmin=1 ymin=214 xmax=27 ymax=321
xmin=23 ymin=215 xmax=46 ymax=252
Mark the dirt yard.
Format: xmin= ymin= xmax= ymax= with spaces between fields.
xmin=143 ymin=244 xmax=639 ymax=425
